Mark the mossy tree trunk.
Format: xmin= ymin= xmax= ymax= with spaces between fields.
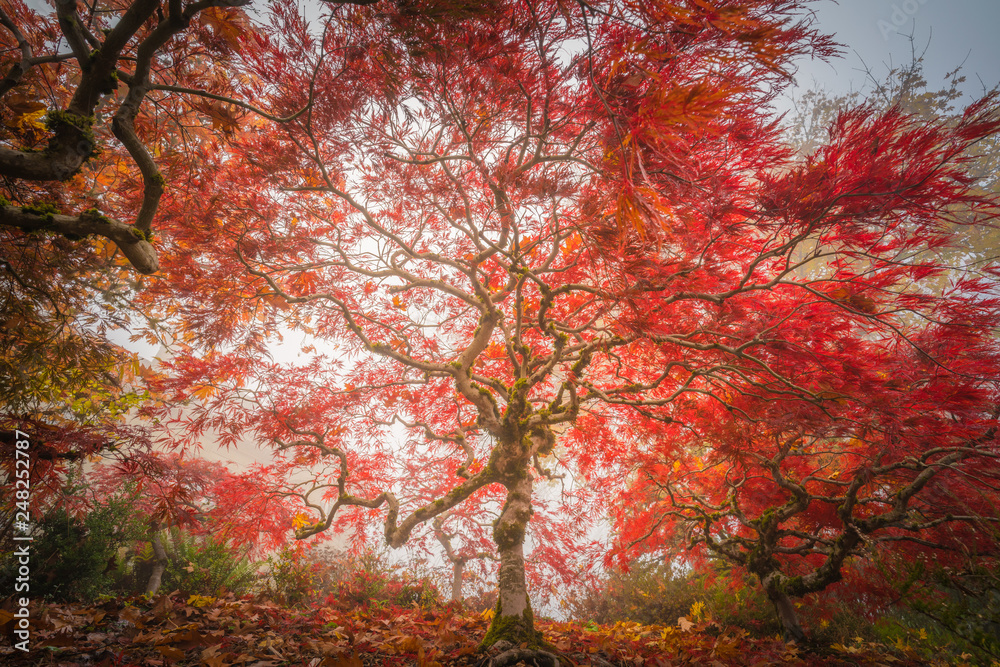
xmin=481 ymin=472 xmax=545 ymax=649
xmin=451 ymin=559 xmax=465 ymax=601
xmin=144 ymin=521 xmax=168 ymax=596
xmin=762 ymin=576 xmax=807 ymax=643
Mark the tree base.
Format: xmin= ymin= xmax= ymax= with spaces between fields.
xmin=479 ymin=598 xmax=548 ymax=651
xmin=476 ymin=643 xmax=563 ymax=667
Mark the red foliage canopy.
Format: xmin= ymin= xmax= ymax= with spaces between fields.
xmin=3 ymin=0 xmax=998 ymax=651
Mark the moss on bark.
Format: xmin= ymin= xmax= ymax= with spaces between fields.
xmin=479 ymin=594 xmax=547 ymax=650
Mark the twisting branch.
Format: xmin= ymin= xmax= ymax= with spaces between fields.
xmin=0 ymin=0 xmax=250 ymax=274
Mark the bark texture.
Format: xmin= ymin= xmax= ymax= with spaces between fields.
xmin=481 ymin=473 xmax=545 ymax=649
xmin=763 ymin=577 xmax=807 ymax=643
xmin=144 ymin=523 xmax=168 ymax=596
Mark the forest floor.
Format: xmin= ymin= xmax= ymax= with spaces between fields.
xmin=0 ymin=593 xmax=959 ymax=666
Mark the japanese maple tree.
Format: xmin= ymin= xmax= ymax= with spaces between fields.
xmin=142 ymin=0 xmax=850 ymax=656
xmin=609 ymin=99 xmax=1000 ymax=641
xmin=0 ymin=0 xmax=389 ymax=471
xmin=9 ymin=0 xmax=996 ymax=658
xmin=0 ymin=0 xmax=265 ymax=484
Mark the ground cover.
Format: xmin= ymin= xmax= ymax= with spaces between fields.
xmin=0 ymin=594 xmax=960 ymax=667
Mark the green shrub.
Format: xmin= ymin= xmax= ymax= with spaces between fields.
xmin=569 ymin=558 xmax=705 ymax=627
xmin=147 ymin=529 xmax=257 ymax=597
xmin=870 ymin=562 xmax=1000 ymax=665
xmin=259 ymin=544 xmax=324 ymax=606
xmin=0 ymin=493 xmax=143 ymax=601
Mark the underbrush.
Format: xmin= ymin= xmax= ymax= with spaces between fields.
xmin=0 ymin=489 xmax=143 ymax=601
xmin=260 ymin=544 xmax=442 ymax=611
xmin=568 ymin=558 xmax=1000 ymax=666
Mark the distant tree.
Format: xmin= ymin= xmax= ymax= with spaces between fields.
xmin=89 ymin=452 xmax=294 ymax=594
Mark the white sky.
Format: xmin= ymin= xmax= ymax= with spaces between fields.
xmin=795 ymin=0 xmax=1000 ymax=97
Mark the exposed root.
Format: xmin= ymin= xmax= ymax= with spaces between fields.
xmin=477 ymin=646 xmax=565 ymax=667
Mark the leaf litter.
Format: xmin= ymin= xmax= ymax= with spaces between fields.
xmin=0 ymin=593 xmax=948 ymax=666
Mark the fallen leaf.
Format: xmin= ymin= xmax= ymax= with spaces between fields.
xmin=158 ymin=645 xmax=186 ymax=661
xmin=324 ymin=653 xmax=363 ymax=667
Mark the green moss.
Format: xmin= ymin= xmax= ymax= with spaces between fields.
xmin=479 ymin=594 xmax=547 ymax=651
xmin=82 ymin=208 xmax=112 ymax=225
xmin=22 ymin=201 xmax=59 ymax=225
xmin=0 ymin=195 xmax=9 ymax=207
xmin=779 ymin=575 xmax=805 ymax=596
xmin=44 ymin=110 xmax=98 ymax=170
xmin=150 ymin=172 xmax=166 ymax=187
xmin=754 ymin=508 xmax=777 ymax=530
xmin=570 ymin=350 xmax=593 ymax=375
xmin=22 ymin=202 xmax=59 ymax=217
xmin=45 ymin=109 xmax=94 ymax=136
xmin=125 ymin=226 xmax=155 ymax=242
xmin=493 ymin=503 xmax=532 ymax=550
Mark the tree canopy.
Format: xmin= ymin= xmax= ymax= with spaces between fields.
xmin=2 ymin=0 xmax=998 ymax=658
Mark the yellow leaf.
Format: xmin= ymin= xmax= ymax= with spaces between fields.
xmin=187 ymin=594 xmax=216 ymax=608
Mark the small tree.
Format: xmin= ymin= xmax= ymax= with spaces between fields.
xmin=90 ymin=452 xmax=294 ymax=594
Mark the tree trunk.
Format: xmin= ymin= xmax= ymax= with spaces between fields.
xmin=480 ymin=474 xmax=544 ymax=649
xmin=145 ymin=522 xmax=168 ymax=596
xmin=765 ymin=582 xmax=807 ymax=643
xmin=452 ymin=559 xmax=465 ymax=602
